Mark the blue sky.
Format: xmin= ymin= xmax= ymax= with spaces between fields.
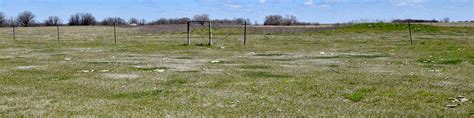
xmin=0 ymin=0 xmax=472 ymax=23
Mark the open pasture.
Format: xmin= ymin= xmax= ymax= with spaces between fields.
xmin=0 ymin=23 xmax=473 ymax=116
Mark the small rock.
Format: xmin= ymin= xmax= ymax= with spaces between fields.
xmin=219 ymin=46 xmax=225 ymax=49
xmin=64 ymin=58 xmax=72 ymax=61
xmin=16 ymin=66 xmax=36 ymax=70
xmin=100 ymin=70 xmax=109 ymax=72
xmin=446 ymin=104 xmax=457 ymax=108
xmin=319 ymin=52 xmax=326 ymax=55
xmin=80 ymin=70 xmax=90 ymax=73
xmin=457 ymin=96 xmax=468 ymax=103
xmin=211 ymin=60 xmax=221 ymax=63
xmin=153 ymin=69 xmax=165 ymax=73
xmin=459 ymin=98 xmax=469 ymax=103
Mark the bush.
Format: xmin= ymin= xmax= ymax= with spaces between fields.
xmin=101 ymin=17 xmax=126 ymax=25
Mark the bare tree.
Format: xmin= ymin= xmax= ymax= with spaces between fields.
xmin=264 ymin=14 xmax=302 ymax=25
xmin=68 ymin=13 xmax=81 ymax=26
xmin=129 ymin=17 xmax=139 ymax=25
xmin=80 ymin=13 xmax=96 ymax=25
xmin=264 ymin=15 xmax=283 ymax=25
xmin=443 ymin=17 xmax=450 ymax=23
xmin=193 ymin=14 xmax=209 ymax=21
xmin=5 ymin=17 xmax=16 ymax=26
xmin=148 ymin=17 xmax=190 ymax=25
xmin=44 ymin=16 xmax=62 ymax=26
xmin=101 ymin=17 xmax=127 ymax=25
xmin=0 ymin=12 xmax=5 ymax=27
xmin=193 ymin=14 xmax=209 ymax=25
xmin=16 ymin=11 xmax=36 ymax=27
xmin=139 ymin=19 xmax=146 ymax=25
xmin=68 ymin=13 xmax=96 ymax=26
xmin=284 ymin=15 xmax=297 ymax=25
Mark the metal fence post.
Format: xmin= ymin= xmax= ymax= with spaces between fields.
xmin=208 ymin=21 xmax=212 ymax=46
xmin=57 ymin=24 xmax=60 ymax=43
xmin=12 ymin=24 xmax=15 ymax=41
xmin=114 ymin=23 xmax=117 ymax=43
xmin=408 ymin=19 xmax=413 ymax=45
xmin=244 ymin=21 xmax=247 ymax=45
xmin=187 ymin=22 xmax=190 ymax=45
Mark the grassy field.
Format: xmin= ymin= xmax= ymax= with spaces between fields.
xmin=0 ymin=23 xmax=473 ymax=116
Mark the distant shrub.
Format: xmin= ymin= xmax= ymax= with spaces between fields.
xmin=264 ymin=14 xmax=318 ymax=26
xmin=68 ymin=13 xmax=96 ymax=26
xmin=44 ymin=16 xmax=62 ymax=26
xmin=101 ymin=17 xmax=127 ymax=25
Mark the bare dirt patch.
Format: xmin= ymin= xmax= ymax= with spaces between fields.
xmin=103 ymin=73 xmax=140 ymax=79
xmin=16 ymin=66 xmax=38 ymax=70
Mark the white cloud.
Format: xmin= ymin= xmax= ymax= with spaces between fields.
xmin=225 ymin=4 xmax=243 ymax=8
xmin=259 ymin=0 xmax=266 ymax=3
xmin=304 ymin=0 xmax=314 ymax=6
xmin=389 ymin=0 xmax=425 ymax=6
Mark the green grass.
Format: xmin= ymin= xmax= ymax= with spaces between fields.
xmin=243 ymin=71 xmax=290 ymax=78
xmin=133 ymin=67 xmax=170 ymax=71
xmin=110 ymin=89 xmax=172 ymax=99
xmin=0 ymin=23 xmax=472 ymax=116
xmin=241 ymin=65 xmax=271 ymax=69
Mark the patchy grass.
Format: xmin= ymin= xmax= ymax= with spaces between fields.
xmin=133 ymin=67 xmax=171 ymax=71
xmin=244 ymin=71 xmax=290 ymax=78
xmin=255 ymin=53 xmax=286 ymax=56
xmin=241 ymin=65 xmax=271 ymax=69
xmin=418 ymin=57 xmax=463 ymax=65
xmin=0 ymin=24 xmax=472 ymax=115
xmin=111 ymin=89 xmax=172 ymax=99
xmin=344 ymin=88 xmax=376 ymax=102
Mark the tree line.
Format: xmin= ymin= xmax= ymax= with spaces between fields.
xmin=1 ymin=11 xmax=473 ymax=27
xmin=0 ymin=11 xmax=254 ymax=27
xmin=0 ymin=11 xmax=326 ymax=27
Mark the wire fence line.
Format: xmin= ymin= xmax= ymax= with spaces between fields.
xmin=0 ymin=24 xmax=337 ymax=45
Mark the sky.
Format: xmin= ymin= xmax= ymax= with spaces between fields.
xmin=0 ymin=0 xmax=472 ymax=23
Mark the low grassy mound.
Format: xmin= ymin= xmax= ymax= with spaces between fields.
xmin=339 ymin=23 xmax=441 ymax=33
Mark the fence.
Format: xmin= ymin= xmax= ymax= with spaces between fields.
xmin=1 ymin=23 xmax=343 ymax=46
xmin=1 ymin=22 xmax=258 ymax=46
